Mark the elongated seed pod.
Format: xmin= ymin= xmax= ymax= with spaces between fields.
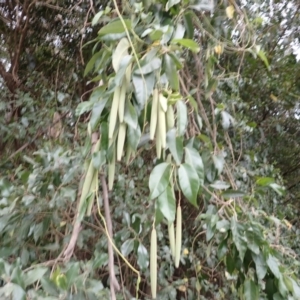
xmin=155 ymin=125 xmax=162 ymax=159
xmin=117 ymin=123 xmax=126 ymax=161
xmin=109 ymin=87 xmax=121 ymax=139
xmin=150 ymin=228 xmax=157 ymax=299
xmin=158 ymin=104 xmax=166 ymax=149
xmin=175 ymin=206 xmax=182 ymax=268
xmin=78 ymin=161 xmax=95 ymax=217
xmin=108 ymin=148 xmax=116 ymax=191
xmin=112 ymin=38 xmax=130 ymax=72
xmin=125 ymin=63 xmax=132 ymax=90
xmin=166 ymin=105 xmax=175 ymax=130
xmin=168 ymin=222 xmax=175 ymax=260
xmin=118 ymin=81 xmax=127 ymax=123
xmin=86 ymin=170 xmax=98 ymax=216
xmin=159 ymin=93 xmax=168 ymax=112
xmin=150 ymin=89 xmax=159 ymax=140
xmin=77 ymin=139 xmax=101 ymax=216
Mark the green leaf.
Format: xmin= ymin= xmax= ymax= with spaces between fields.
xmin=231 ymin=218 xmax=247 ymax=261
xmin=11 ymin=266 xmax=25 ymax=289
xmin=90 ymin=97 xmax=109 ymax=129
xmin=98 ymin=19 xmax=132 ymax=37
xmin=225 ymin=251 xmax=236 ymax=274
xmin=92 ymin=10 xmax=104 ymax=26
xmin=251 ymin=252 xmax=267 ymax=280
xmin=216 ymin=219 xmax=230 ymax=232
xmin=65 ymin=263 xmax=80 ymax=289
xmin=157 ymin=185 xmax=176 ymax=222
xmin=213 ymin=154 xmax=225 ymax=175
xmin=257 ymin=50 xmax=270 ymax=71
xmin=0 ymin=283 xmax=26 ymax=300
xmin=134 ymin=57 xmax=161 ymax=75
xmin=266 ymin=255 xmax=280 ymax=279
xmin=221 ymin=111 xmax=234 ymax=130
xmin=184 ymin=146 xmax=204 ymax=186
xmin=210 ymin=180 xmax=230 ymax=190
xmin=183 ymin=11 xmax=194 ymax=39
xmin=92 ymin=150 xmax=106 ymax=169
xmin=269 ymin=183 xmax=286 ymax=196
xmin=243 ymin=280 xmax=259 ymax=300
xmin=75 ymin=101 xmax=94 ymax=116
xmin=222 ymin=190 xmax=245 ymax=199
xmin=190 ymin=0 xmax=214 ymax=11
xmin=166 ymin=128 xmax=183 ymax=165
xmin=164 ymin=53 xmax=179 ymax=91
xmin=278 ymin=276 xmax=288 ymax=297
xmin=166 ymin=0 xmax=181 ymax=10
xmin=137 ymin=243 xmax=148 ymax=270
xmin=178 ymin=163 xmax=200 ymax=207
xmin=124 ymin=101 xmax=138 ymax=129
xmin=171 ymin=38 xmax=200 ymax=53
xmin=133 ymin=73 xmax=155 ymax=109
xmin=149 ymin=163 xmax=171 ymax=200
xmin=127 ymin=123 xmax=141 ymax=151
xmin=177 ymin=100 xmax=187 ymax=136
xmin=25 ymin=267 xmax=48 ymax=287
xmin=56 ymin=274 xmax=68 ymax=290
xmin=121 ymin=239 xmax=135 ymax=256
xmin=217 ymin=239 xmax=228 ymax=259
xmin=41 ymin=277 xmax=58 ymax=296
xmin=93 ymin=253 xmax=109 ymax=268
xmin=84 ymin=50 xmax=103 ymax=76
xmin=291 ymin=278 xmax=300 ymax=298
xmin=256 ymin=177 xmax=275 ymax=186
xmin=114 ymin=55 xmax=132 ymax=85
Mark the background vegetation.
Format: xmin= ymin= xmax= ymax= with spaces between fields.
xmin=0 ymin=0 xmax=300 ymax=299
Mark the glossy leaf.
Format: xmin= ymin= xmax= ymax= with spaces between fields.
xmin=222 ymin=190 xmax=245 ymax=199
xmin=98 ymin=19 xmax=131 ymax=36
xmin=134 ymin=57 xmax=161 ymax=75
xmin=124 ymin=101 xmax=138 ymax=129
xmin=90 ymin=97 xmax=109 ymax=129
xmin=257 ymin=50 xmax=270 ymax=71
xmin=157 ymin=185 xmax=176 ymax=222
xmin=92 ymin=150 xmax=106 ymax=169
xmin=256 ymin=177 xmax=275 ymax=186
xmin=133 ymin=73 xmax=155 ymax=109
xmin=121 ymin=239 xmax=135 ymax=256
xmin=166 ymin=128 xmax=183 ymax=165
xmin=171 ymin=38 xmax=200 ymax=53
xmin=267 ymin=255 xmax=280 ymax=279
xmin=213 ymin=154 xmax=225 ymax=176
xmin=164 ymin=53 xmax=179 ymax=91
xmin=210 ymin=180 xmax=230 ymax=190
xmin=166 ymin=0 xmax=180 ymax=10
xmin=25 ymin=267 xmax=48 ymax=287
xmin=231 ymin=218 xmax=247 ymax=261
xmin=137 ymin=242 xmax=148 ymax=270
xmin=243 ymin=280 xmax=259 ymax=300
xmin=251 ymin=252 xmax=267 ymax=280
xmin=84 ymin=50 xmax=103 ymax=76
xmin=184 ymin=146 xmax=204 ymax=186
xmin=127 ymin=123 xmax=141 ymax=151
xmin=178 ymin=163 xmax=200 ymax=207
xmin=149 ymin=163 xmax=171 ymax=200
xmin=183 ymin=11 xmax=194 ymax=39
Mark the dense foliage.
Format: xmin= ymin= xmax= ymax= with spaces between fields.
xmin=0 ymin=0 xmax=300 ymax=299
